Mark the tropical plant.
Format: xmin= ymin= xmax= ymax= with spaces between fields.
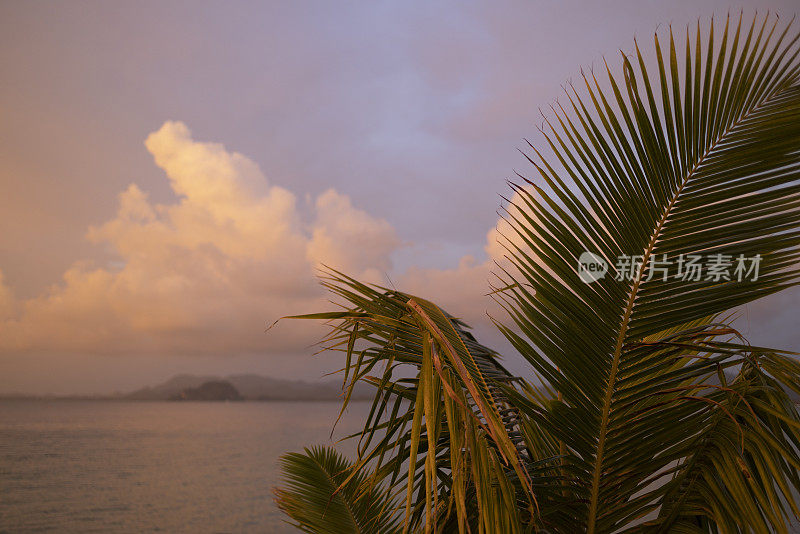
xmin=275 ymin=13 xmax=800 ymax=533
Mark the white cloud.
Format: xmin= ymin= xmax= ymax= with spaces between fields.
xmin=0 ymin=121 xmax=543 ymax=394
xmin=307 ymin=188 xmax=401 ymax=278
xmin=0 ymin=270 xmax=15 ymax=321
xmin=0 ymin=122 xmax=402 ymax=356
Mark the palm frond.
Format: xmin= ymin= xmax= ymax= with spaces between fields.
xmin=275 ymin=445 xmax=402 ymax=534
xmin=497 ymin=12 xmax=800 ymax=532
xmin=283 ymin=269 xmax=546 ymax=532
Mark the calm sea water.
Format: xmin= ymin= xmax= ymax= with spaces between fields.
xmin=0 ymin=400 xmax=371 ymax=533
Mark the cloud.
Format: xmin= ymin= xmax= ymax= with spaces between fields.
xmin=307 ymin=188 xmax=402 ymax=280
xmin=0 ymin=121 xmax=402 ymax=357
xmin=0 ymin=120 xmax=528 ymax=392
xmin=399 ymin=255 xmax=491 ymax=322
xmin=0 ymin=271 xmax=15 ymax=321
xmin=395 ymin=186 xmax=541 ymax=328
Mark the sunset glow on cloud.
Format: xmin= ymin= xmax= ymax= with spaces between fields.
xmin=0 ymin=122 xmax=512 ymax=372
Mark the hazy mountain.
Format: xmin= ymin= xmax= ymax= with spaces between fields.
xmin=124 ymin=373 xmax=372 ymax=401
xmin=124 ymin=374 xmax=219 ymax=400
xmin=170 ymin=380 xmax=243 ymax=401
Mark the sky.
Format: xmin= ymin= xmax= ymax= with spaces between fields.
xmin=1 ymin=0 xmax=798 ymax=394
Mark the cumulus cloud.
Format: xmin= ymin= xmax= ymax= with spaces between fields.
xmin=0 ymin=122 xmax=402 ymax=357
xmin=0 ymin=121 xmax=548 ymax=395
xmin=396 ymin=186 xmax=540 ymax=327
xmin=307 ymin=188 xmax=402 ymax=279
xmin=399 ymin=255 xmax=491 ymax=322
xmin=0 ymin=270 xmax=15 ymax=321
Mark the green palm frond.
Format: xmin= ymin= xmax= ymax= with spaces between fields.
xmin=275 ymin=12 xmax=800 ymax=534
xmin=497 ymin=11 xmax=800 ymax=533
xmin=275 ymin=445 xmax=402 ymax=534
xmin=283 ymin=270 xmax=538 ymax=533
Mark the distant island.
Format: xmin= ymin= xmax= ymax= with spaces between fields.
xmin=0 ymin=373 xmax=373 ymax=402
xmin=169 ymin=380 xmax=243 ymax=401
xmin=125 ymin=373 xmax=372 ymax=402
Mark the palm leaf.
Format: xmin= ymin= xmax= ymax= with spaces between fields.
xmin=497 ymin=12 xmax=800 ymax=532
xmin=279 ymin=269 xmax=545 ymax=532
xmin=274 ymin=445 xmax=402 ymax=533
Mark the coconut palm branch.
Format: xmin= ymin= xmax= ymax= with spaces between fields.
xmin=278 ymin=271 xmax=546 ymax=532
xmin=275 ymin=445 xmax=403 ymax=533
xmin=276 ymin=12 xmax=800 ymax=533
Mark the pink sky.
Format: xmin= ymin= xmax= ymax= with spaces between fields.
xmin=1 ymin=1 xmax=797 ymax=394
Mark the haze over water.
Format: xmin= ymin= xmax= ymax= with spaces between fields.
xmin=0 ymin=400 xmax=369 ymax=533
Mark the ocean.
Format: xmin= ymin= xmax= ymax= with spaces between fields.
xmin=0 ymin=400 xmax=371 ymax=533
